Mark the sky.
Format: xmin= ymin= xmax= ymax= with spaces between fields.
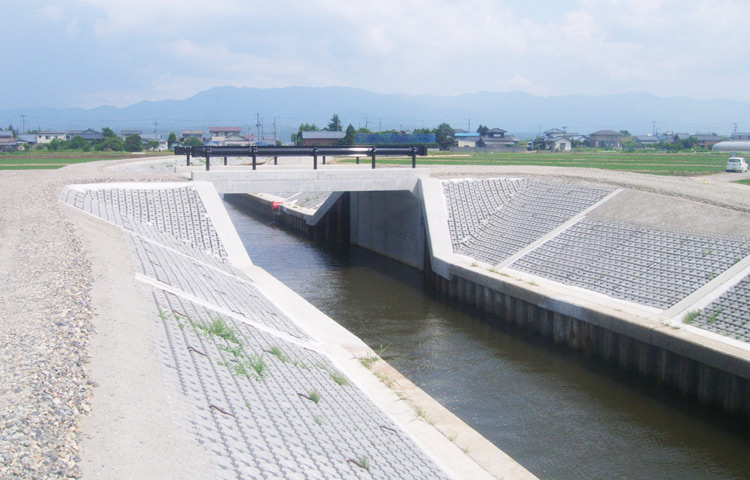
xmin=3 ymin=0 xmax=750 ymax=110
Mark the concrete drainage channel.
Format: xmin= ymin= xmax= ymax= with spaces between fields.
xmin=223 ymin=173 xmax=750 ymax=422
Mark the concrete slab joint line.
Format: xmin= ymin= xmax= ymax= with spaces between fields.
xmin=60 ymin=179 xmax=527 ymax=480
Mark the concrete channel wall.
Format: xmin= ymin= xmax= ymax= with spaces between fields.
xmin=350 ymin=190 xmax=425 ymax=271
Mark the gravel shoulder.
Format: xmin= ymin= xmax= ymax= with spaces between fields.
xmin=0 ymin=158 xmax=186 ymax=479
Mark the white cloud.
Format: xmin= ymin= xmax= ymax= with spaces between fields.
xmin=5 ymin=0 xmax=750 ymax=109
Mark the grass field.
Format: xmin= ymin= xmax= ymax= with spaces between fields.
xmin=0 ymin=151 xmax=171 ymax=170
xmin=341 ymin=151 xmax=730 ymax=176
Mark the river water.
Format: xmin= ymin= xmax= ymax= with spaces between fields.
xmin=224 ymin=200 xmax=750 ymax=480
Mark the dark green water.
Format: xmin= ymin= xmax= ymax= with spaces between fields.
xmin=225 ymin=200 xmax=750 ymax=480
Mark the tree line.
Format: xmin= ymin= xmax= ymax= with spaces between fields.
xmin=291 ymin=114 xmax=457 ymax=150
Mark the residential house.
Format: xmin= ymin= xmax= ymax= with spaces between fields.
xmin=550 ymin=137 xmax=572 ymax=151
xmin=455 ymin=132 xmax=480 ymax=148
xmin=209 ymin=127 xmax=243 ymax=145
xmin=691 ymin=133 xmax=724 ymax=149
xmin=731 ymin=132 xmax=750 ymax=140
xmin=543 ymin=128 xmax=566 ymax=138
xmin=66 ymin=128 xmax=103 ymax=142
xmin=589 ymin=130 xmax=624 ymax=148
xmin=300 ymin=131 xmax=345 ymax=146
xmin=0 ymin=130 xmax=18 ymax=151
xmin=539 ymin=128 xmax=578 ymax=151
xmin=17 ymin=134 xmax=37 ymax=146
xmin=224 ymin=133 xmax=252 ymax=147
xmin=140 ymin=133 xmax=168 ymax=151
xmin=182 ymin=130 xmax=205 ymax=142
xmin=635 ymin=135 xmax=659 ymax=148
xmin=121 ymin=129 xmax=142 ymax=139
xmin=36 ymin=131 xmax=67 ymax=144
xmin=477 ymin=128 xmax=520 ymax=150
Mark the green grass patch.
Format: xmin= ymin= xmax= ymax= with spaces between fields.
xmin=735 ymin=179 xmax=750 ymax=186
xmin=330 ymin=371 xmax=349 ymax=386
xmin=0 ymin=150 xmax=170 ymax=170
xmin=197 ymin=317 xmax=242 ymax=344
xmin=340 ymin=151 xmax=729 ymax=176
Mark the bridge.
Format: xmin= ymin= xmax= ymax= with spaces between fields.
xmin=175 ymin=145 xmax=428 ymax=170
xmin=191 ymin=168 xmax=431 ymax=194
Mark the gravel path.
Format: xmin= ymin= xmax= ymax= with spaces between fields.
xmin=0 ymin=158 xmax=182 ymax=479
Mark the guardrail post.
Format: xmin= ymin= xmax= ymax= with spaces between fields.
xmin=205 ymin=146 xmax=211 ymax=171
xmin=410 ymin=146 xmax=416 ymax=168
xmin=371 ymin=147 xmax=377 ymax=169
xmin=274 ymin=156 xmax=278 ymax=165
xmin=224 ymin=156 xmax=227 ymax=166
xmin=251 ymin=145 xmax=257 ymax=170
xmin=186 ymin=151 xmax=191 ymax=166
xmin=313 ymin=147 xmax=318 ymax=170
xmin=322 ymin=155 xmax=326 ymax=165
xmin=356 ymin=156 xmax=360 ymax=164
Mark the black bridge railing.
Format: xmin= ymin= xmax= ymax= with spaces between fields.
xmin=174 ymin=145 xmax=428 ymax=171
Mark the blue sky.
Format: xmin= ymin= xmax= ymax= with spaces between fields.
xmin=3 ymin=0 xmax=750 ymax=110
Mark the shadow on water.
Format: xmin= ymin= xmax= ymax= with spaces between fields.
xmin=224 ymin=200 xmax=750 ymax=480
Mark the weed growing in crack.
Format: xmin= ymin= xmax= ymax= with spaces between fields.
xmin=309 ymin=389 xmax=321 ymax=404
xmin=359 ymin=355 xmax=379 ymax=369
xmin=269 ymin=345 xmax=289 ymax=362
xmin=330 ymin=371 xmax=349 ymax=386
xmin=683 ymin=310 xmax=700 ymax=325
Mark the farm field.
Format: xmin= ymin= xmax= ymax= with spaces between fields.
xmin=0 ymin=151 xmax=170 ymax=170
xmin=343 ymin=151 xmax=730 ymax=176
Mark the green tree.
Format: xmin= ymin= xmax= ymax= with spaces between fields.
xmin=97 ymin=135 xmax=124 ymax=151
xmin=46 ymin=138 xmax=68 ymax=151
xmin=435 ymin=123 xmax=455 ymax=151
xmin=68 ymin=135 xmax=88 ymax=150
xmin=292 ymin=123 xmax=319 ymax=145
xmin=124 ymin=134 xmax=142 ymax=152
xmin=342 ymin=124 xmax=356 ymax=145
xmin=184 ymin=137 xmax=204 ymax=147
xmin=476 ymin=125 xmax=490 ymax=136
xmin=167 ymin=132 xmax=177 ymax=149
xmin=327 ymin=114 xmax=342 ymax=132
xmin=145 ymin=140 xmax=160 ymax=151
xmin=101 ymin=127 xmax=116 ymax=138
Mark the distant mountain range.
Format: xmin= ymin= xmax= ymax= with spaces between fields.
xmin=2 ymin=86 xmax=749 ymax=141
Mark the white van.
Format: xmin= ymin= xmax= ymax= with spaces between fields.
xmin=726 ymin=156 xmax=748 ymax=172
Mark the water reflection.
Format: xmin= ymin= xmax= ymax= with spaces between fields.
xmin=225 ymin=200 xmax=750 ymax=480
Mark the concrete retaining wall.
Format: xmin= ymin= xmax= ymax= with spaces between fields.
xmin=441 ymin=264 xmax=750 ymax=420
xmin=350 ymin=190 xmax=425 ymax=271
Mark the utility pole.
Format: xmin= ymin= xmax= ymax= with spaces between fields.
xmin=468 ymin=119 xmax=471 ymax=132
xmin=153 ymin=119 xmax=158 ymax=138
xmin=256 ymin=113 xmax=261 ymax=144
xmin=21 ymin=114 xmax=26 ymax=134
xmin=273 ymin=117 xmax=277 ymax=145
xmin=379 ymin=118 xmax=382 ymax=132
